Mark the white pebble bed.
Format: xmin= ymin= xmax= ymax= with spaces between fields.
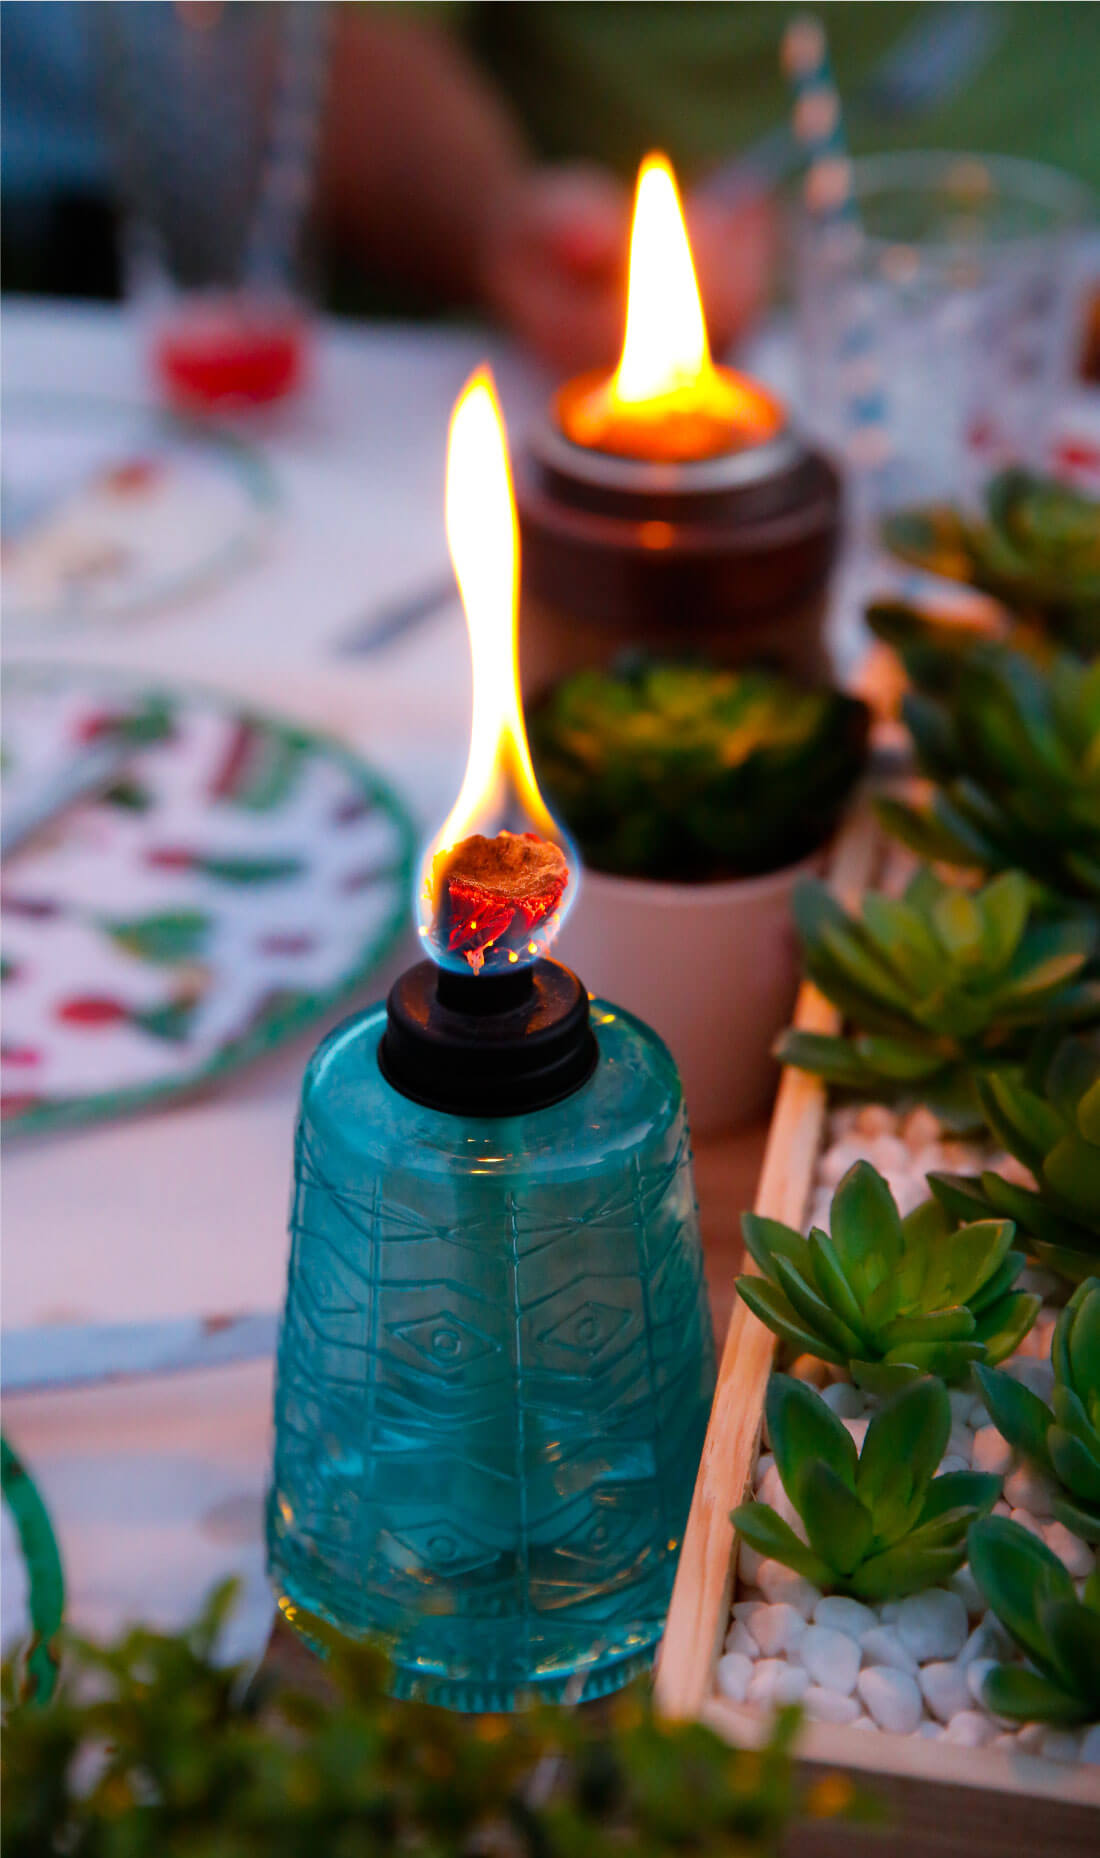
xmin=718 ymin=1101 xmax=1099 ymax=1767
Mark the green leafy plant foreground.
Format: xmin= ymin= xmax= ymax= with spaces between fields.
xmin=737 ymin=1160 xmax=1036 ymax=1394
xmin=528 ymin=661 xmax=869 ymax=884
xmin=731 ymin=1375 xmax=999 ymax=1602
xmin=931 ymin=1035 xmax=1100 ymax=1279
xmin=775 ymin=867 xmax=1100 ymax=1126
xmin=869 ymin=605 xmax=1100 ymax=909
xmin=976 ymin=1279 xmax=1100 ymax=1543
xmin=2 ymin=1584 xmax=861 ymax=1858
xmin=881 ymin=468 xmax=1100 ymax=657
xmin=968 ymin=1516 xmax=1100 ymax=1724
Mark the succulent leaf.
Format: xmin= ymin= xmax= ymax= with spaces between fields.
xmin=777 ymin=867 xmax=1097 ymax=1122
xmin=736 ymin=1164 xmax=1034 ymax=1383
xmin=969 ymin=1516 xmax=1100 ymax=1722
xmin=975 ymin=1286 xmax=1100 ymax=1540
xmin=765 ymin=1372 xmax=858 ymax=1493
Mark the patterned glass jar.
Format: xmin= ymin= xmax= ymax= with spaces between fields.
xmin=267 ymin=991 xmax=715 ymax=1710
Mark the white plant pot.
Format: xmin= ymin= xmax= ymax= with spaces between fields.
xmin=557 ymin=853 xmax=821 ymax=1137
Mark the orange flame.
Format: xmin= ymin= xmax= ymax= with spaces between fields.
xmin=558 ymin=153 xmax=781 ymax=462
xmin=417 ymin=368 xmax=574 ymax=970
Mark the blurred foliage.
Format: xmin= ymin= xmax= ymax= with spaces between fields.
xmin=968 ymin=1518 xmax=1100 ymax=1724
xmin=882 ymin=469 xmax=1100 ymax=657
xmin=1 ymin=1583 xmax=863 ymax=1858
xmin=869 ymin=604 xmax=1100 ymax=911
xmin=529 ymin=661 xmax=868 ymax=883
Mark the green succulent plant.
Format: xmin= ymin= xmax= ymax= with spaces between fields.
xmin=731 ymin=1374 xmax=1000 ymax=1601
xmin=527 ymin=660 xmax=869 ymax=884
xmin=882 ymin=468 xmax=1100 ymax=657
xmin=968 ymin=1516 xmax=1100 ymax=1724
xmin=930 ymin=1035 xmax=1100 ymax=1278
xmin=737 ymin=1160 xmax=1037 ymax=1395
xmin=775 ymin=866 xmax=1100 ymax=1126
xmin=869 ymin=605 xmax=1100 ymax=909
xmin=975 ymin=1280 xmax=1100 ymax=1542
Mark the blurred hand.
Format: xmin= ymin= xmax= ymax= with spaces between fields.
xmin=480 ymin=162 xmax=777 ymax=375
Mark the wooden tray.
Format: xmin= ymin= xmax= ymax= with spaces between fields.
xmin=654 ymin=808 xmax=1100 ymax=1855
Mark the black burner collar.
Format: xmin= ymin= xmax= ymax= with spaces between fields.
xmin=378 ymin=958 xmax=598 ymax=1117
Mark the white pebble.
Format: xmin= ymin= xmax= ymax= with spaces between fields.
xmin=716 ymin=1651 xmax=753 ymax=1702
xmin=966 ymin=1659 xmax=997 ymax=1707
xmin=947 ymin=1428 xmax=973 ymax=1463
xmin=1002 ymin=1358 xmax=1055 ymax=1400
xmin=750 ymin=1602 xmax=808 ymax=1658
xmin=738 ymin=1542 xmax=766 ymax=1585
xmin=820 ymin=1381 xmax=866 ymax=1419
xmin=895 ymin=1589 xmax=968 ymax=1662
xmin=920 ymin=1661 xmax=973 ymax=1723
xmin=1016 ymin=1723 xmax=1045 ymax=1753
xmin=971 ymin=1426 xmax=1013 ymax=1477
xmin=808 ymin=1191 xmax=834 ymax=1232
xmin=912 ymin=1142 xmax=949 ymax=1179
xmin=1042 ymin=1520 xmax=1095 ymax=1577
xmin=948 ymin=1390 xmax=976 ymax=1429
xmin=725 ymin=1620 xmax=760 ymax=1660
xmin=993 ymin=1500 xmax=1012 ymax=1518
xmin=748 ymin=1659 xmax=809 ymax=1706
xmin=861 ymin=1626 xmax=919 ymax=1675
xmin=842 ymin=1417 xmax=870 ymax=1451
xmin=799 ymin=1623 xmax=862 ymax=1695
xmin=820 ymin=1139 xmax=867 ymax=1186
xmin=939 ymin=1454 xmax=970 ymax=1477
xmin=945 ymin=1711 xmax=995 ymax=1747
xmin=757 ymin=1467 xmax=809 ymax=1543
xmin=1004 ymin=1465 xmax=1054 ymax=1516
xmin=947 ymin=1566 xmax=985 ymax=1617
xmin=880 ymin=1601 xmax=902 ymax=1623
xmin=891 ymin=1174 xmax=928 ymax=1217
xmin=1080 ymin=1724 xmax=1100 ymax=1764
xmin=1040 ymin=1728 xmax=1082 ymax=1764
xmin=916 ymin=1720 xmax=944 ymax=1739
xmin=849 ymin=1714 xmax=880 ymax=1732
xmin=856 ymin=1105 xmax=897 ymax=1138
xmin=803 ymin=1685 xmax=862 ymax=1725
xmin=959 ymin=1617 xmax=1012 ymax=1666
xmin=967 ymin=1394 xmax=990 ymax=1428
xmin=857 ymin=1666 xmax=924 ymax=1734
xmin=868 ymin=1135 xmax=911 ymax=1177
xmin=903 ymin=1107 xmax=941 ymax=1151
xmin=753 ymin=1452 xmax=775 ymax=1488
xmin=815 ymin=1595 xmax=876 ymax=1638
xmin=1009 ymin=1507 xmax=1045 ymax=1540
xmin=732 ymin=1601 xmax=768 ymax=1648
xmin=993 ymin=1732 xmax=1020 ymax=1750
xmin=829 ymin=1105 xmax=860 ymax=1140
xmin=755 ymin=1557 xmax=821 ymax=1616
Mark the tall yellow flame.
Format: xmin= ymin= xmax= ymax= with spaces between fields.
xmin=418 ymin=368 xmax=567 ymax=960
xmin=612 ymin=153 xmax=715 ymax=406
xmin=557 ymin=152 xmax=781 ymax=461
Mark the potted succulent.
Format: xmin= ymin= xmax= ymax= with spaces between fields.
xmin=529 ymin=660 xmax=869 ymax=1131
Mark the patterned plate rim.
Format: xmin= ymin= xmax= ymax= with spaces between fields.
xmin=3 ymin=664 xmax=417 ymax=1138
xmin=2 ymin=393 xmax=279 ymax=625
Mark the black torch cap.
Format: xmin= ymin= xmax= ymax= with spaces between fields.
xmin=378 ymin=958 xmax=598 ymax=1117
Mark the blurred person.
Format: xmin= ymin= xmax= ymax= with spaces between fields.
xmin=3 ymin=2 xmax=1099 ymax=370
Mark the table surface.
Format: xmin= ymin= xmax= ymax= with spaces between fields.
xmin=1 ymin=300 xmax=775 ymax=1662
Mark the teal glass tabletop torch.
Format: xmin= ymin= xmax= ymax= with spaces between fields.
xmin=267 ymin=369 xmax=716 ymax=1709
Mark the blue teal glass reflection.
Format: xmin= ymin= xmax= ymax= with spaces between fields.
xmin=267 ymin=997 xmax=715 ymax=1710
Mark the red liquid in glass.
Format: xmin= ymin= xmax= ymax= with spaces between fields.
xmin=154 ymin=304 xmax=307 ymax=409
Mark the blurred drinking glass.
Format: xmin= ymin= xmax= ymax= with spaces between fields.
xmin=795 ymin=152 xmax=1093 ymax=514
xmin=96 ymin=1 xmax=328 ymax=412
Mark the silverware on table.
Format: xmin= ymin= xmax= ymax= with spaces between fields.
xmin=2 ymin=1312 xmax=280 ymax=1394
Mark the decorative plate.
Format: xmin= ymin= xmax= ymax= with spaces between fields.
xmin=1 ymin=667 xmax=415 ymax=1133
xmin=1 ymin=396 xmax=276 ymax=626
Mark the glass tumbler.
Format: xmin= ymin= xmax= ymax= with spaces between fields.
xmin=795 ymin=152 xmax=1092 ymax=513
xmin=267 ymin=993 xmax=716 ymax=1710
xmin=94 ymin=2 xmax=328 ymax=410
